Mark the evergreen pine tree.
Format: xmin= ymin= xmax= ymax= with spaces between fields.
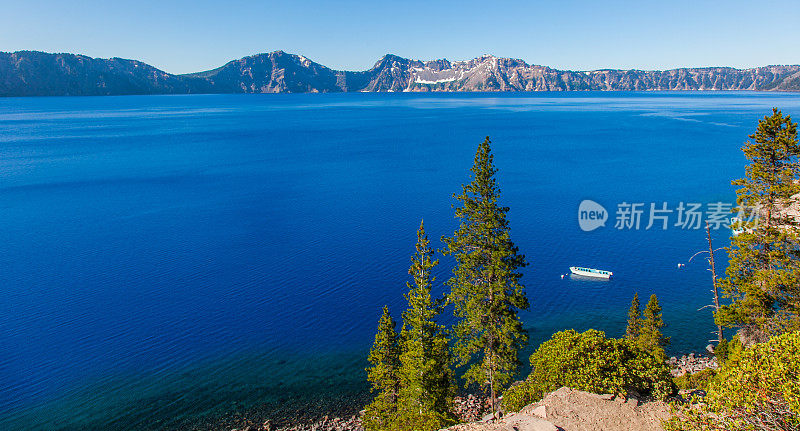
xmin=625 ymin=293 xmax=642 ymax=340
xmin=443 ymin=137 xmax=529 ymax=417
xmin=364 ymin=306 xmax=401 ymax=431
xmin=717 ymin=108 xmax=800 ymax=343
xmin=639 ymin=294 xmax=670 ymax=355
xmin=395 ymin=221 xmax=455 ymax=431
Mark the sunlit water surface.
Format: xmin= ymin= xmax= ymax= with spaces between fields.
xmin=2 ymin=92 xmax=800 ymax=429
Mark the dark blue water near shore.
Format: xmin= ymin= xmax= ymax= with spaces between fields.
xmin=3 ymin=92 xmax=800 ymax=429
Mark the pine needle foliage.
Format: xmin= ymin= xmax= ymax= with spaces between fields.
xmin=624 ymin=293 xmax=669 ymax=358
xmin=395 ymin=221 xmax=456 ymax=431
xmin=640 ymin=294 xmax=670 ymax=355
xmin=442 ymin=137 xmax=530 ymax=414
xmin=717 ymin=108 xmax=800 ymax=343
xmin=626 ymin=292 xmax=643 ymax=340
xmin=364 ymin=306 xmax=401 ymax=431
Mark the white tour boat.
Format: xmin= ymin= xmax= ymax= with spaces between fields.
xmin=569 ymin=266 xmax=613 ymax=279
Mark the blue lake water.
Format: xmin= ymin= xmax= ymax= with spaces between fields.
xmin=2 ymin=92 xmax=800 ymax=429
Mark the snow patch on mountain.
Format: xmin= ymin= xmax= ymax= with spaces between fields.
xmin=414 ymin=76 xmax=459 ymax=84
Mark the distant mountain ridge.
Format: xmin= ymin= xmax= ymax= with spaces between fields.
xmin=2 ymin=50 xmax=799 ymax=96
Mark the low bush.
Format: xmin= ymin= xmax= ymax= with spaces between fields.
xmin=673 ymin=369 xmax=716 ymax=391
xmin=712 ymin=336 xmax=743 ymax=366
xmin=502 ymin=329 xmax=674 ymax=413
xmin=666 ymin=330 xmax=800 ymax=431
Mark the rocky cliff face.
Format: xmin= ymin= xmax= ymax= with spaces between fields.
xmin=0 ymin=51 xmax=205 ymax=96
xmin=378 ymin=55 xmax=800 ymax=92
xmin=2 ymin=50 xmax=799 ymax=96
xmin=186 ymin=51 xmax=342 ymax=93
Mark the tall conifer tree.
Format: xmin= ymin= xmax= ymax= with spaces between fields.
xmin=395 ymin=221 xmax=455 ymax=431
xmin=443 ymin=137 xmax=529 ymax=417
xmin=364 ymin=306 xmax=401 ymax=431
xmin=626 ymin=293 xmax=642 ymax=340
xmin=639 ymin=294 xmax=669 ymax=355
xmin=717 ymin=108 xmax=800 ymax=343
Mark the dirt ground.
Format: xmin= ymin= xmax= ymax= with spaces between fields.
xmin=443 ymin=387 xmax=672 ymax=431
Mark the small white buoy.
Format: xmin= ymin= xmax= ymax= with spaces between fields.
xmin=560 ymin=274 xmax=565 ymax=279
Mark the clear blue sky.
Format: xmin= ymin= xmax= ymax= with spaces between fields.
xmin=1 ymin=0 xmax=798 ymax=75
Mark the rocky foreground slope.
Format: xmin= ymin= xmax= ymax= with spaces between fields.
xmin=2 ymin=50 xmax=799 ymax=96
xmin=444 ymin=387 xmax=671 ymax=431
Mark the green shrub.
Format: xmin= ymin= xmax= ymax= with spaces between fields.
xmin=666 ymin=331 xmax=800 ymax=431
xmin=502 ymin=380 xmax=540 ymax=414
xmin=671 ymin=374 xmax=689 ymax=391
xmin=712 ymin=336 xmax=743 ymax=366
xmin=502 ymin=329 xmax=674 ymax=413
xmin=673 ymin=369 xmax=716 ymax=391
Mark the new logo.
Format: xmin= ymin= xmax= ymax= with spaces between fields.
xmin=578 ymin=200 xmax=608 ymax=231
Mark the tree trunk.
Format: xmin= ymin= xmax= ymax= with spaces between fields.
xmin=489 ymin=357 xmax=496 ymax=420
xmin=706 ymin=222 xmax=724 ymax=343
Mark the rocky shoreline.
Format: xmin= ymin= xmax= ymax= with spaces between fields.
xmin=214 ymin=392 xmax=492 ymax=431
xmin=172 ymin=391 xmax=371 ymax=431
xmin=668 ymin=352 xmax=719 ymax=377
xmin=198 ymin=389 xmax=503 ymax=431
xmin=206 ymin=350 xmax=719 ymax=431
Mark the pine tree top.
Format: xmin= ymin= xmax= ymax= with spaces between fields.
xmin=367 ymin=305 xmax=401 ymax=391
xmin=643 ymin=294 xmax=664 ymax=328
xmin=444 ymin=137 xmax=524 ymax=269
xmin=408 ymin=220 xmax=438 ymax=287
xmin=465 ymin=137 xmax=500 ymax=200
xmin=626 ymin=293 xmax=642 ymax=339
xmin=403 ymin=220 xmax=442 ymax=330
xmin=734 ymin=107 xmax=800 ymax=208
xmin=641 ymin=294 xmax=670 ymax=350
xmin=644 ymin=294 xmax=661 ymax=314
